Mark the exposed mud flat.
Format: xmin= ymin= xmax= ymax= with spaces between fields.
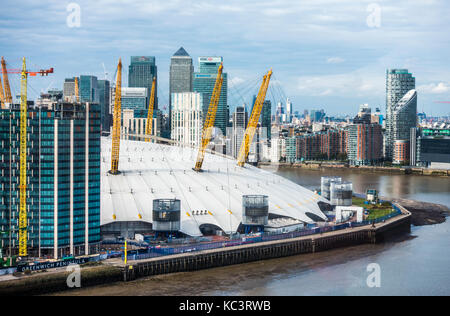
xmin=386 ymin=197 xmax=449 ymax=226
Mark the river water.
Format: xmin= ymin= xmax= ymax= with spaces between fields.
xmin=58 ymin=168 xmax=450 ymax=296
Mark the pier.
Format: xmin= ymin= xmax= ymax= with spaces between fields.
xmin=121 ymin=203 xmax=411 ymax=282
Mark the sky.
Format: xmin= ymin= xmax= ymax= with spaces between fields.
xmin=1 ymin=0 xmax=449 ymax=116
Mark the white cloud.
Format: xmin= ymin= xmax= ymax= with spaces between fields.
xmin=326 ymin=57 xmax=345 ymax=64
xmin=417 ymin=82 xmax=450 ymax=94
xmin=296 ymin=69 xmax=383 ymax=97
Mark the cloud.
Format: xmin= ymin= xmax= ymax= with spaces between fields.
xmin=417 ymin=82 xmax=450 ymax=94
xmin=326 ymin=57 xmax=345 ymax=64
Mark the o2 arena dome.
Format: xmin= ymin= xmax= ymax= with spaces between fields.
xmin=101 ymin=137 xmax=328 ymax=238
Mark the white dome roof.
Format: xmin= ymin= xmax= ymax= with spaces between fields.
xmin=101 ymin=137 xmax=328 ymax=236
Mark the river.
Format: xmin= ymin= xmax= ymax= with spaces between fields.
xmin=57 ymin=168 xmax=450 ymax=296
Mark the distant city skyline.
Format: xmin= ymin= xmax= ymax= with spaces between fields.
xmin=1 ymin=0 xmax=449 ymax=115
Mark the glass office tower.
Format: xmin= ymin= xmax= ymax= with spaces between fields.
xmin=98 ymin=79 xmax=110 ymax=133
xmin=80 ymin=75 xmax=99 ymax=103
xmin=169 ymin=47 xmax=194 ymax=136
xmin=129 ymin=56 xmax=158 ymax=110
xmin=0 ymin=103 xmax=101 ymax=259
xmin=193 ymin=57 xmax=228 ymax=136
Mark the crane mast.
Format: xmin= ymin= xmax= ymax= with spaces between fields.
xmin=193 ymin=63 xmax=223 ymax=172
xmin=110 ymin=58 xmax=122 ymax=175
xmin=1 ymin=57 xmax=13 ymax=105
xmin=145 ymin=76 xmax=156 ymax=142
xmin=237 ymin=69 xmax=272 ymax=167
xmin=74 ymin=77 xmax=79 ymax=102
xmin=19 ymin=58 xmax=28 ymax=257
xmin=0 ymin=73 xmax=5 ymax=108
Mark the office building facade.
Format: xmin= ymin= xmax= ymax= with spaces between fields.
xmin=169 ymin=47 xmax=194 ymax=134
xmin=98 ymin=80 xmax=110 ymax=133
xmin=63 ymin=78 xmax=77 ymax=102
xmin=80 ymin=75 xmax=99 ymax=103
xmin=193 ymin=56 xmax=228 ymax=136
xmin=0 ymin=103 xmax=101 ymax=259
xmin=231 ymin=106 xmax=248 ymax=158
xmin=111 ymin=87 xmax=148 ymax=114
xmin=411 ymin=128 xmax=450 ymax=168
xmin=128 ymin=56 xmax=157 ymax=109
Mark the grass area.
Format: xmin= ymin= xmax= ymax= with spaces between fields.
xmin=352 ymin=197 xmax=395 ymax=220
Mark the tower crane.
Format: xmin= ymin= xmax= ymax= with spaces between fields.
xmin=74 ymin=77 xmax=79 ymax=102
xmin=1 ymin=57 xmax=13 ymax=106
xmin=193 ymin=63 xmax=223 ymax=172
xmin=237 ymin=69 xmax=272 ymax=167
xmin=16 ymin=57 xmax=53 ymax=257
xmin=110 ymin=58 xmax=122 ymax=175
xmin=145 ymin=76 xmax=156 ymax=142
xmin=0 ymin=72 xmax=5 ymax=108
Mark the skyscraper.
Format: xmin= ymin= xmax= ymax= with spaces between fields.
xmin=111 ymin=87 xmax=148 ymax=113
xmin=193 ymin=56 xmax=228 ymax=136
xmin=385 ymin=69 xmax=416 ymax=159
xmin=169 ymin=47 xmax=194 ymax=134
xmin=63 ymin=77 xmax=77 ymax=102
xmin=79 ymin=75 xmax=99 ymax=103
xmin=261 ymin=100 xmax=272 ymax=139
xmin=129 ymin=56 xmax=157 ymax=109
xmin=0 ymin=103 xmax=101 ymax=258
xmin=286 ymin=98 xmax=292 ymax=123
xmin=171 ymin=92 xmax=204 ymax=148
xmin=231 ymin=106 xmax=248 ymax=158
xmin=98 ymin=79 xmax=110 ymax=133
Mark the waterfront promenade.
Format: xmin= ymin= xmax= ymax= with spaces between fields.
xmin=0 ymin=203 xmax=411 ymax=295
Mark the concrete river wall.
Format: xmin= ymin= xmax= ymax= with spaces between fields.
xmin=122 ymin=204 xmax=411 ymax=282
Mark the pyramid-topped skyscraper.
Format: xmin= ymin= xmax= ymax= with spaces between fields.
xmin=169 ymin=47 xmax=194 ymax=135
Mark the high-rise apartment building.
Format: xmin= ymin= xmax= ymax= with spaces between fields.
xmin=193 ymin=57 xmax=228 ymax=136
xmin=171 ymin=92 xmax=204 ymax=148
xmin=128 ymin=56 xmax=157 ymax=109
xmin=385 ymin=69 xmax=416 ymax=159
xmin=0 ymin=103 xmax=101 ymax=259
xmin=347 ymin=123 xmax=383 ymax=166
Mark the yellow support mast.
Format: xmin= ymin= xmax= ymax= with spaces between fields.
xmin=194 ymin=63 xmax=223 ymax=172
xmin=19 ymin=57 xmax=28 ymax=257
xmin=110 ymin=58 xmax=122 ymax=175
xmin=237 ymin=69 xmax=272 ymax=167
xmin=145 ymin=76 xmax=156 ymax=142
xmin=1 ymin=57 xmax=12 ymax=105
xmin=74 ymin=77 xmax=79 ymax=102
xmin=0 ymin=71 xmax=5 ymax=108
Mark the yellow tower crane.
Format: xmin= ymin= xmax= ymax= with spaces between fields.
xmin=0 ymin=71 xmax=5 ymax=108
xmin=193 ymin=63 xmax=223 ymax=172
xmin=74 ymin=77 xmax=79 ymax=102
xmin=15 ymin=58 xmax=53 ymax=257
xmin=237 ymin=69 xmax=272 ymax=167
xmin=19 ymin=58 xmax=28 ymax=257
xmin=110 ymin=58 xmax=123 ymax=175
xmin=1 ymin=57 xmax=13 ymax=105
xmin=145 ymin=76 xmax=156 ymax=142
